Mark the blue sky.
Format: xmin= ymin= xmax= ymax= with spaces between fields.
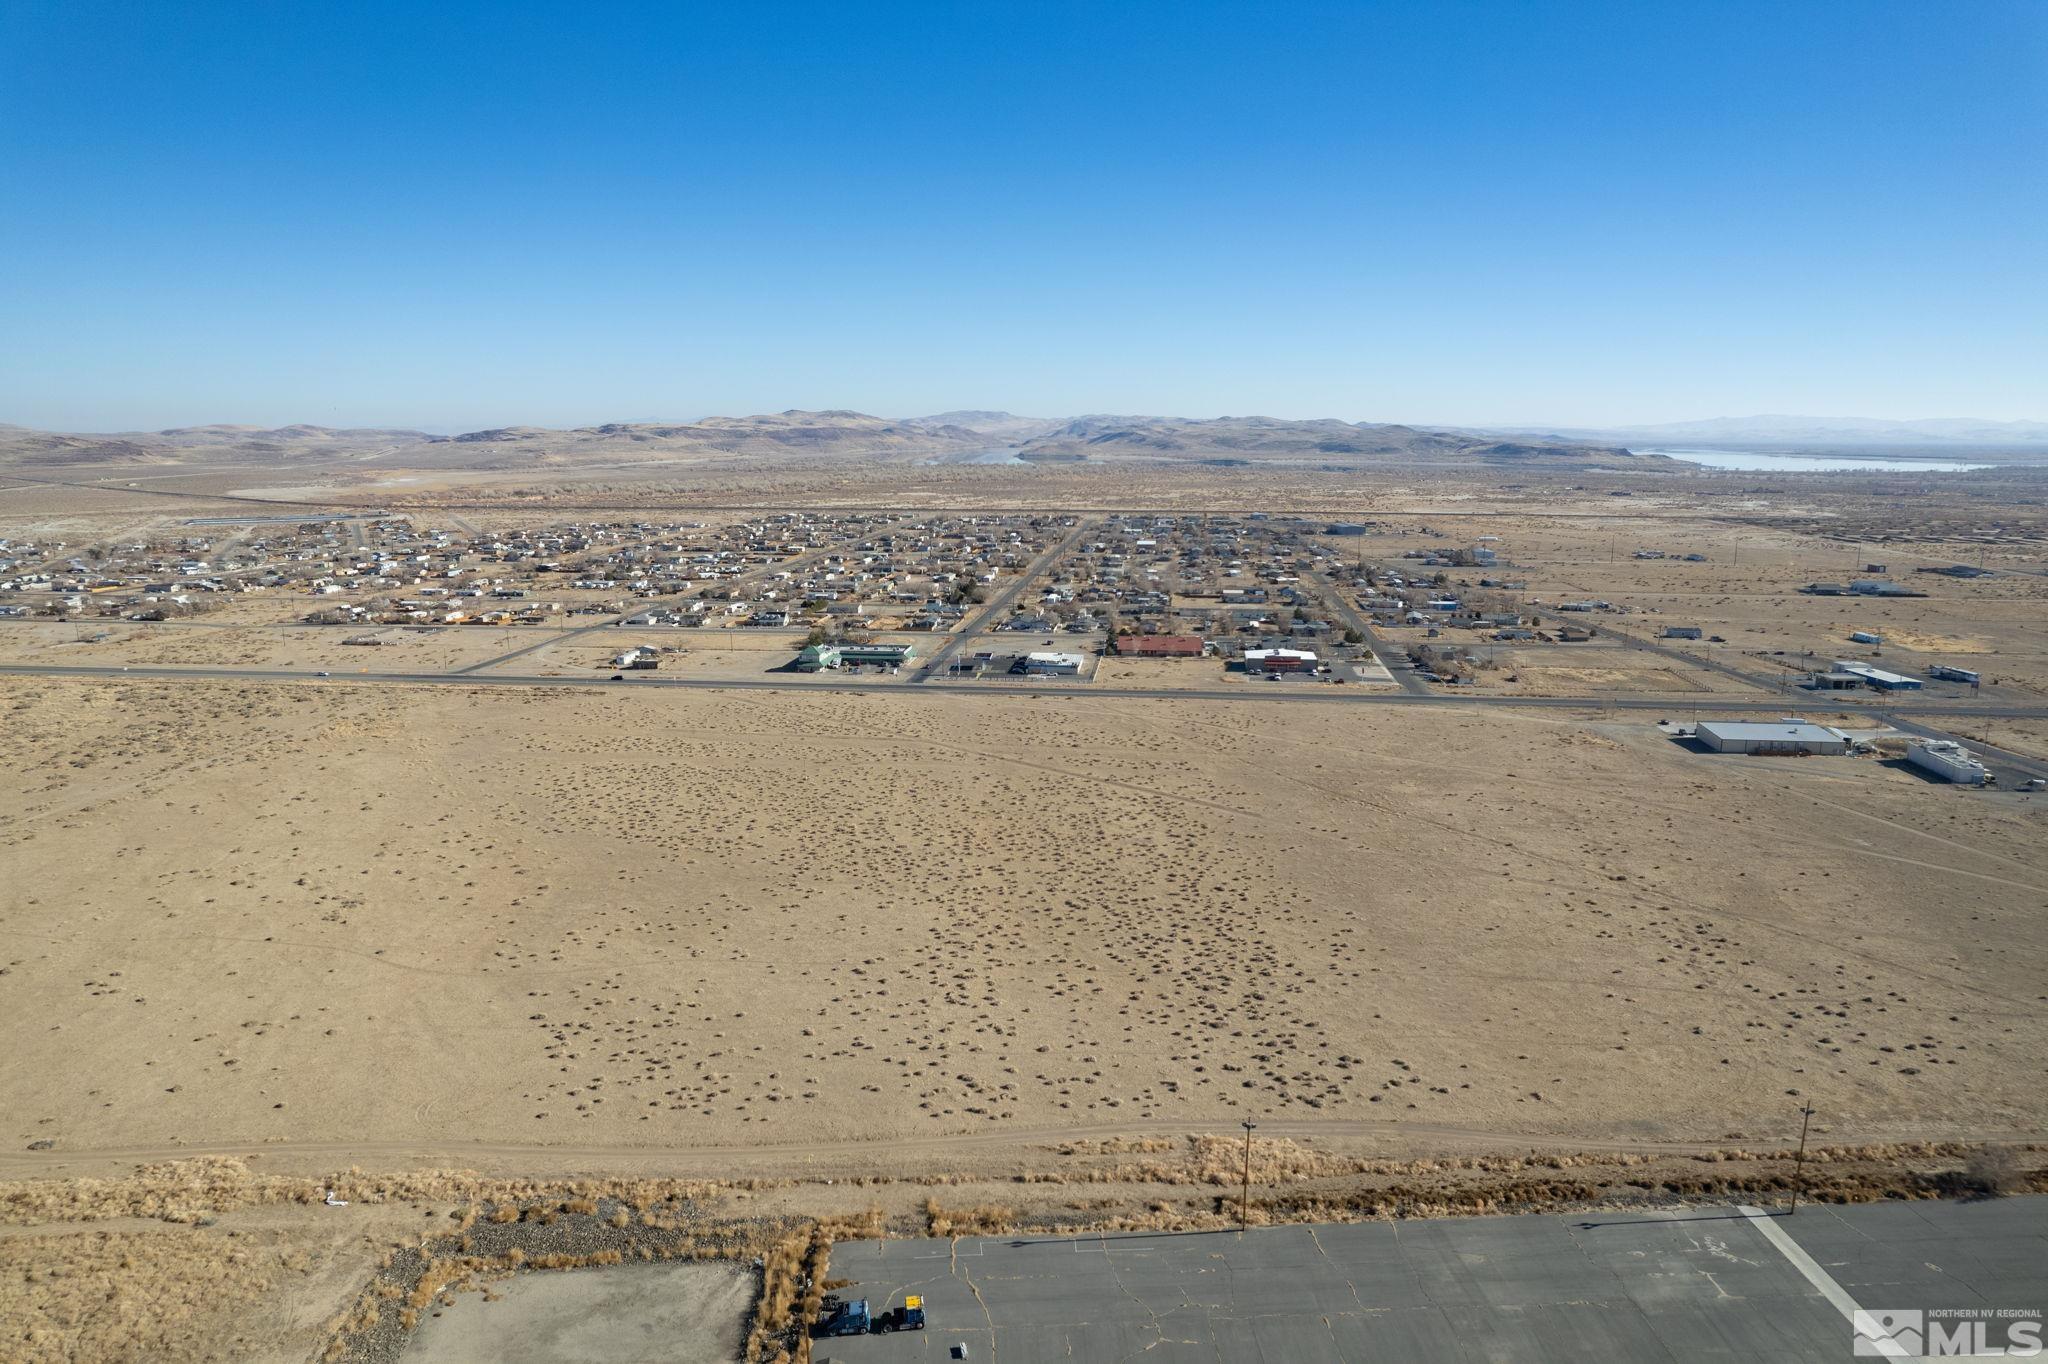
xmin=2 ymin=1 xmax=2043 ymax=431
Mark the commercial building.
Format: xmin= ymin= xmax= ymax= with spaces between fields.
xmin=795 ymin=640 xmax=916 ymax=670
xmin=839 ymin=642 xmax=915 ymax=667
xmin=1020 ymin=650 xmax=1084 ymax=676
xmin=1694 ymin=721 xmax=1850 ymax=756
xmin=1244 ymin=647 xmax=1318 ymax=673
xmin=1908 ymin=740 xmax=1989 ymax=785
xmin=1808 ymin=668 xmax=1866 ymax=690
xmin=1832 ymin=660 xmax=1921 ymax=691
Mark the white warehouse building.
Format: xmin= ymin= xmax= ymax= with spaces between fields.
xmin=1907 ymin=739 xmax=1990 ymax=785
xmin=1020 ymin=651 xmax=1084 ymax=676
xmin=1694 ymin=721 xmax=1850 ymax=756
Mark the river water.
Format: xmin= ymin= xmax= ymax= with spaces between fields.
xmin=1642 ymin=447 xmax=2009 ymax=473
xmin=922 ymin=447 xmax=1027 ymax=465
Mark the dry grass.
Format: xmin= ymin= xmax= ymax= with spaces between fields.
xmin=8 ymin=1141 xmax=2042 ymax=1363
xmin=0 ymin=1227 xmax=322 ymax=1364
xmin=1014 ymin=1134 xmax=1659 ymax=1187
xmin=0 ymin=1158 xmax=739 ymax=1228
xmin=742 ymin=1229 xmax=811 ymax=1364
xmin=922 ymin=1197 xmax=1017 ymax=1237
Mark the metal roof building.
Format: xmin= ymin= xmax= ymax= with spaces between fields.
xmin=1020 ymin=651 xmax=1084 ymax=675
xmin=1695 ymin=721 xmax=1850 ymax=755
xmin=1832 ymin=660 xmax=1922 ymax=691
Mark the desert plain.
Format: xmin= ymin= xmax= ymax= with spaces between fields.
xmin=5 ymin=678 xmax=2045 ymax=1157
xmin=3 ymin=446 xmax=2047 ymax=1361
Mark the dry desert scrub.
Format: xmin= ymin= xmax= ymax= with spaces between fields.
xmin=922 ymin=1197 xmax=1017 ymax=1237
xmin=1019 ymin=1133 xmax=1658 ymax=1187
xmin=0 ymin=1157 xmax=741 ymax=1227
xmin=1 ymin=1226 xmax=315 ymax=1364
xmin=743 ymin=1229 xmax=812 ymax=1364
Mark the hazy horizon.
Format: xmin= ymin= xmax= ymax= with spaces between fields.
xmin=7 ymin=407 xmax=2048 ymax=440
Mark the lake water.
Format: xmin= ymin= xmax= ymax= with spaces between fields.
xmin=923 ymin=446 xmax=1027 ymax=465
xmin=1644 ymin=447 xmax=2003 ymax=473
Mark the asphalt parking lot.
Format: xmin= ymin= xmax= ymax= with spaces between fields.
xmin=816 ymin=1198 xmax=2047 ymax=1362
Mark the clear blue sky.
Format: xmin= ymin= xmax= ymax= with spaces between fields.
xmin=2 ymin=0 xmax=2043 ymax=432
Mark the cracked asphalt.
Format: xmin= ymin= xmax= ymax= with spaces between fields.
xmin=815 ymin=1197 xmax=2047 ymax=1362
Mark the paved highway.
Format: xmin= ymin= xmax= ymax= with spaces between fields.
xmin=5 ymin=659 xmax=2046 ymax=720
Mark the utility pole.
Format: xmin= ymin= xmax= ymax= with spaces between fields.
xmin=1790 ymin=1103 xmax=1816 ymax=1214
xmin=1239 ymin=1119 xmax=1257 ymax=1229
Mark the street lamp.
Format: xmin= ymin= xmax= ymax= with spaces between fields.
xmin=1239 ymin=1119 xmax=1257 ymax=1229
xmin=1791 ymin=1104 xmax=1816 ymax=1214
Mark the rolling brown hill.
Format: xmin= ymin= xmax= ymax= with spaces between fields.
xmin=1014 ymin=415 xmax=1649 ymax=466
xmin=0 ymin=423 xmax=434 ymax=469
xmin=0 ymin=410 xmax=1643 ymax=471
xmin=423 ymin=409 xmax=987 ymax=464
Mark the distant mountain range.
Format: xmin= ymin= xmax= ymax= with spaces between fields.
xmin=993 ymin=414 xmax=1640 ymax=465
xmin=0 ymin=410 xmax=1646 ymax=470
xmin=0 ymin=422 xmax=435 ymax=466
xmin=1480 ymin=415 xmax=2048 ymax=447
xmin=7 ymin=411 xmax=2040 ymax=472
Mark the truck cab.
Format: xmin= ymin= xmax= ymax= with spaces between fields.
xmin=812 ymin=1298 xmax=871 ymax=1337
xmin=873 ymin=1295 xmax=927 ymax=1333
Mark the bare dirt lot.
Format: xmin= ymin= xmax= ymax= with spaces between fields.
xmin=1453 ymin=643 xmax=1764 ymax=696
xmin=4 ymin=677 xmax=2042 ymax=1164
xmin=0 ymin=620 xmax=547 ymax=673
xmin=399 ymin=1260 xmax=753 ymax=1364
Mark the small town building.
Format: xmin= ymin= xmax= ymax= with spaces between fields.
xmin=1833 ymin=660 xmax=1920 ymax=691
xmin=1020 ymin=650 xmax=1084 ymax=675
xmin=1808 ymin=668 xmax=1865 ymax=690
xmin=838 ymin=642 xmax=915 ymax=667
xmin=1695 ymin=721 xmax=1849 ymax=756
xmin=1908 ymin=740 xmax=1990 ymax=785
xmin=1244 ymin=647 xmax=1318 ymax=673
